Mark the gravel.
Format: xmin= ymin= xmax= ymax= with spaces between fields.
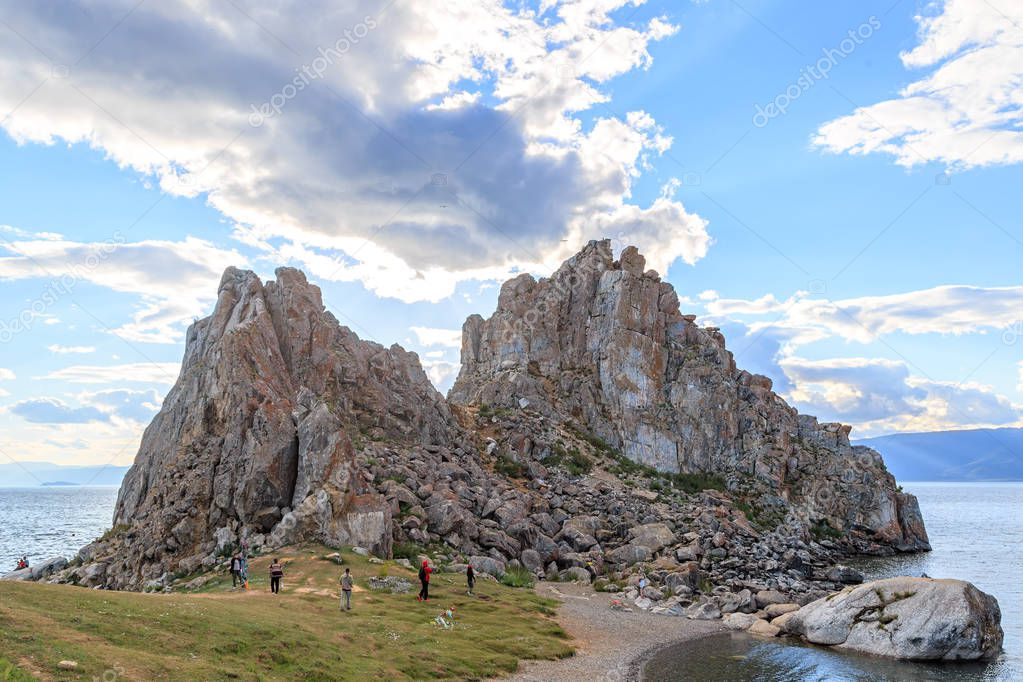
xmin=497 ymin=582 xmax=724 ymax=682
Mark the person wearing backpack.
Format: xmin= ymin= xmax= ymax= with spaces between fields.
xmin=268 ymin=558 xmax=284 ymax=594
xmin=417 ymin=559 xmax=432 ymax=601
xmin=340 ymin=568 xmax=354 ymax=611
xmin=466 ymin=564 xmax=475 ymax=596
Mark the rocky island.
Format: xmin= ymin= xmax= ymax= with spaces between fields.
xmin=12 ymin=240 xmax=1001 ymax=674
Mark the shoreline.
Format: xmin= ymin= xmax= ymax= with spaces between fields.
xmin=498 ymin=582 xmax=724 ymax=682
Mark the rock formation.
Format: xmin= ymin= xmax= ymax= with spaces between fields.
xmin=76 ymin=267 xmax=464 ymax=589
xmin=781 ymin=577 xmax=1003 ymax=661
xmin=450 ymin=240 xmax=928 ymax=554
xmin=63 ymin=241 xmax=928 ymax=601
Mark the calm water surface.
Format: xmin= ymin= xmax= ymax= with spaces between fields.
xmin=646 ymin=483 xmax=1022 ymax=681
xmin=0 ymin=486 xmax=119 ymax=571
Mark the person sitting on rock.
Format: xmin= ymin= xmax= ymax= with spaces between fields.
xmin=340 ymin=568 xmax=354 ymax=611
xmin=417 ymin=560 xmax=432 ymax=602
xmin=268 ymin=558 xmax=284 ymax=594
xmin=466 ymin=564 xmax=475 ymax=596
xmin=16 ymin=556 xmax=27 ymax=570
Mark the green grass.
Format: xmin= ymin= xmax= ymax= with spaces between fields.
xmin=0 ymin=545 xmax=572 ymax=681
xmin=499 ymin=566 xmax=536 ymax=589
xmin=542 ymin=442 xmax=593 ymax=476
xmin=811 ymin=519 xmax=843 ymax=540
xmin=494 ymin=454 xmax=527 ymax=478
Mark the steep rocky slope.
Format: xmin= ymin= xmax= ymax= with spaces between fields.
xmin=450 ymin=240 xmax=928 ymax=553
xmin=64 ymin=242 xmax=927 ymax=605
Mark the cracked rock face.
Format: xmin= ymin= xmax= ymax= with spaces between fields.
xmin=783 ymin=577 xmax=1003 ymax=661
xmin=97 ymin=267 xmax=462 ymax=589
xmin=449 ymin=240 xmax=929 ymax=553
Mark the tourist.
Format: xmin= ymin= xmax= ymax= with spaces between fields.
xmin=466 ymin=564 xmax=475 ymax=596
xmin=417 ymin=559 xmax=432 ymax=601
xmin=340 ymin=568 xmax=353 ymax=611
xmin=239 ymin=553 xmax=249 ymax=589
xmin=16 ymin=556 xmax=28 ymax=570
xmin=230 ymin=553 xmax=242 ymax=588
xmin=268 ymin=558 xmax=284 ymax=594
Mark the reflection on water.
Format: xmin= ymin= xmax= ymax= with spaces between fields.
xmin=644 ymin=633 xmax=1009 ymax=682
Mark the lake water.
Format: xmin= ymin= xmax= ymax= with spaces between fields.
xmin=646 ymin=482 xmax=1023 ymax=681
xmin=0 ymin=486 xmax=119 ymax=571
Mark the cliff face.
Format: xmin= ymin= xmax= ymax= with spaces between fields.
xmin=69 ymin=241 xmax=927 ymax=593
xmin=103 ymin=267 xmax=462 ymax=588
xmin=449 ymin=240 xmax=928 ymax=552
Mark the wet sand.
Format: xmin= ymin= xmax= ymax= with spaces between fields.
xmin=499 ymin=583 xmax=724 ymax=682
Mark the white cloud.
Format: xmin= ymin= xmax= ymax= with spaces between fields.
xmin=706 ymin=285 xmax=1023 ymax=347
xmin=814 ymin=0 xmax=1023 ymax=168
xmin=421 ymin=358 xmax=460 ymax=393
xmin=40 ymin=363 xmax=180 ymax=385
xmin=781 ymin=356 xmax=1021 ymax=436
xmin=411 ymin=326 xmax=463 ymax=348
xmin=0 ymin=236 xmax=245 ymax=342
xmin=0 ymin=368 xmax=14 ymax=381
xmin=46 ymin=345 xmax=95 ymax=354
xmin=1018 ymin=361 xmax=1023 ymax=393
xmin=7 ymin=397 xmax=109 ymax=424
xmin=0 ymin=0 xmax=708 ymax=303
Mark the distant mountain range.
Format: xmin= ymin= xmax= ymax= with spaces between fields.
xmin=0 ymin=462 xmax=129 ymax=488
xmin=856 ymin=428 xmax=1023 ymax=482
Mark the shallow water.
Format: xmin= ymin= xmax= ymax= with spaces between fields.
xmin=0 ymin=486 xmax=118 ymax=570
xmin=645 ymin=482 xmax=1022 ymax=681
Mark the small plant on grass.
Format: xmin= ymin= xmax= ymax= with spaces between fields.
xmin=500 ymin=565 xmax=536 ymax=588
xmin=495 ymin=454 xmax=527 ymax=478
xmin=811 ymin=519 xmax=843 ymax=540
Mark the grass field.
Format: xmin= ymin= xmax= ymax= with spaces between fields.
xmin=0 ymin=545 xmax=573 ymax=681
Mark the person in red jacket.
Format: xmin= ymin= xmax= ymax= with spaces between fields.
xmin=417 ymin=559 xmax=432 ymax=601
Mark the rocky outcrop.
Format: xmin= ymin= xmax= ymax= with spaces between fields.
xmin=74 ymin=267 xmax=465 ymax=589
xmin=64 ymin=241 xmax=930 ymax=597
xmin=781 ymin=577 xmax=1003 ymax=661
xmin=449 ymin=240 xmax=929 ymax=554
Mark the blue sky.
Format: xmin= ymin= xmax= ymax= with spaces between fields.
xmin=0 ymin=0 xmax=1020 ymax=467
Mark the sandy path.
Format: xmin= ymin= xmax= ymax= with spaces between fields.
xmin=499 ymin=583 xmax=724 ymax=682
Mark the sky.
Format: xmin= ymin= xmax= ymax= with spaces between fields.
xmin=0 ymin=0 xmax=1021 ymax=469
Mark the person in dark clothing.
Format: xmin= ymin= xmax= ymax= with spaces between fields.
xmin=269 ymin=558 xmax=284 ymax=594
xmin=229 ymin=553 xmax=242 ymax=587
xmin=417 ymin=559 xmax=432 ymax=601
xmin=466 ymin=564 xmax=475 ymax=596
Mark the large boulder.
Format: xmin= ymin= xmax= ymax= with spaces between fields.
xmin=782 ymin=577 xmax=1003 ymax=661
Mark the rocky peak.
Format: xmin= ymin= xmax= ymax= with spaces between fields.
xmin=449 ymin=239 xmax=929 ymax=553
xmin=105 ymin=267 xmax=462 ymax=588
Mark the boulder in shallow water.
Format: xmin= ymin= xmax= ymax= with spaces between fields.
xmin=782 ymin=576 xmax=1003 ymax=661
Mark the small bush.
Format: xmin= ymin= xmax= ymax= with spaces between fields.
xmin=495 ymin=454 xmax=527 ymax=478
xmin=543 ymin=442 xmax=593 ymax=476
xmin=500 ymin=565 xmax=535 ymax=589
xmin=392 ymin=543 xmax=423 ymax=561
xmin=811 ymin=519 xmax=842 ymax=540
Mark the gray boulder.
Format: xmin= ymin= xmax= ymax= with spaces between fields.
xmin=782 ymin=577 xmax=1003 ymax=661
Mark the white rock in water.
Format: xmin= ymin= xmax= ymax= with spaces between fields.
xmin=782 ymin=577 xmax=1003 ymax=661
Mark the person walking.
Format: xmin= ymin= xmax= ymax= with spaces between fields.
xmin=268 ymin=558 xmax=284 ymax=594
xmin=417 ymin=559 xmax=432 ymax=602
xmin=466 ymin=564 xmax=475 ymax=596
xmin=230 ymin=553 xmax=242 ymax=588
xmin=340 ymin=568 xmax=354 ymax=611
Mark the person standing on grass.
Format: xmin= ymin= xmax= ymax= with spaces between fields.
xmin=269 ymin=558 xmax=284 ymax=594
xmin=417 ymin=559 xmax=432 ymax=601
xmin=230 ymin=553 xmax=242 ymax=588
xmin=239 ymin=553 xmax=249 ymax=589
xmin=340 ymin=568 xmax=354 ymax=611
xmin=466 ymin=564 xmax=475 ymax=596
